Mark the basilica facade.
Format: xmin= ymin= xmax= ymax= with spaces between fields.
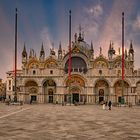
xmin=6 ymin=32 xmax=140 ymax=105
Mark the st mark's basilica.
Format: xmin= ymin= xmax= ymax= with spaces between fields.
xmin=6 ymin=30 xmax=140 ymax=105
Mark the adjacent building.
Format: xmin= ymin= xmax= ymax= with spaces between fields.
xmin=0 ymin=78 xmax=6 ymax=100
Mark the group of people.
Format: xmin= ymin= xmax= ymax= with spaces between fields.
xmin=102 ymin=101 xmax=112 ymax=110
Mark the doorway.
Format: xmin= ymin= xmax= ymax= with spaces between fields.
xmin=48 ymin=89 xmax=53 ymax=103
xmin=48 ymin=95 xmax=53 ymax=103
xmin=72 ymin=93 xmax=79 ymax=103
xmin=31 ymin=95 xmax=37 ymax=102
xmin=99 ymin=89 xmax=104 ymax=103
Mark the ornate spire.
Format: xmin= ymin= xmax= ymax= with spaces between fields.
xmin=40 ymin=43 xmax=45 ymax=57
xmin=125 ymin=49 xmax=127 ymax=58
xmin=22 ymin=43 xmax=27 ymax=58
xmin=58 ymin=42 xmax=62 ymax=59
xmin=91 ymin=41 xmax=94 ymax=52
xmin=78 ymin=24 xmax=84 ymax=42
xmin=74 ymin=33 xmax=77 ymax=42
xmin=58 ymin=42 xmax=62 ymax=53
xmin=129 ymin=40 xmax=134 ymax=54
xmin=109 ymin=41 xmax=112 ymax=50
xmin=29 ymin=49 xmax=32 ymax=58
xmin=100 ymin=46 xmax=102 ymax=55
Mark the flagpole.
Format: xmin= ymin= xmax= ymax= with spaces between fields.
xmin=121 ymin=12 xmax=124 ymax=104
xmin=68 ymin=10 xmax=72 ymax=105
xmin=14 ymin=8 xmax=18 ymax=102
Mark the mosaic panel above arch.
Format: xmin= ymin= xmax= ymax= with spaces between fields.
xmin=65 ymin=75 xmax=85 ymax=87
xmin=95 ymin=80 xmax=109 ymax=87
xmin=93 ymin=57 xmax=109 ymax=68
xmin=25 ymin=80 xmax=38 ymax=87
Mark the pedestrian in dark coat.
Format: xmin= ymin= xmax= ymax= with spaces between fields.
xmin=108 ymin=101 xmax=112 ymax=110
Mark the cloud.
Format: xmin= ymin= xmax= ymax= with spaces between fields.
xmin=79 ymin=3 xmax=103 ymax=45
xmin=85 ymin=4 xmax=103 ymax=18
xmin=133 ymin=14 xmax=140 ymax=30
xmin=40 ymin=27 xmax=55 ymax=55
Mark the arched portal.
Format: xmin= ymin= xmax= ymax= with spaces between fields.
xmin=95 ymin=80 xmax=109 ymax=103
xmin=43 ymin=79 xmax=56 ymax=103
xmin=64 ymin=57 xmax=87 ymax=73
xmin=114 ymin=80 xmax=129 ymax=103
xmin=25 ymin=80 xmax=38 ymax=103
xmin=65 ymin=75 xmax=86 ymax=103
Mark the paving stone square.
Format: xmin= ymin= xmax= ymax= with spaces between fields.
xmin=0 ymin=103 xmax=140 ymax=140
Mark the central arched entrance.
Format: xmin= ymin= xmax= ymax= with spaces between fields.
xmin=65 ymin=75 xmax=85 ymax=104
xmin=43 ymin=79 xmax=56 ymax=103
xmin=70 ymin=86 xmax=80 ymax=103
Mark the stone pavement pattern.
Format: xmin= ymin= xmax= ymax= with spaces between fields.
xmin=0 ymin=103 xmax=140 ymax=140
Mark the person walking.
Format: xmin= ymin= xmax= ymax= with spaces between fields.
xmin=103 ymin=102 xmax=105 ymax=110
xmin=108 ymin=101 xmax=112 ymax=110
xmin=105 ymin=101 xmax=108 ymax=110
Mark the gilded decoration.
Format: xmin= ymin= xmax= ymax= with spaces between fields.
xmin=48 ymin=79 xmax=55 ymax=86
xmin=70 ymin=87 xmax=80 ymax=93
xmin=29 ymin=87 xmax=38 ymax=93
xmin=27 ymin=60 xmax=39 ymax=69
xmin=95 ymin=80 xmax=108 ymax=87
xmin=114 ymin=80 xmax=129 ymax=87
xmin=94 ymin=57 xmax=108 ymax=68
xmin=72 ymin=46 xmax=80 ymax=53
xmin=113 ymin=56 xmax=128 ymax=68
xmin=44 ymin=59 xmax=58 ymax=68
xmin=25 ymin=81 xmax=38 ymax=87
xmin=66 ymin=75 xmax=85 ymax=87
xmin=94 ymin=61 xmax=108 ymax=68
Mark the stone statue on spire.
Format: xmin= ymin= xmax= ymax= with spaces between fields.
xmin=78 ymin=24 xmax=84 ymax=42
xmin=100 ymin=46 xmax=102 ymax=55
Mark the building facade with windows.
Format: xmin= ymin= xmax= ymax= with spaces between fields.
xmin=6 ymin=32 xmax=140 ymax=105
xmin=0 ymin=79 xmax=6 ymax=100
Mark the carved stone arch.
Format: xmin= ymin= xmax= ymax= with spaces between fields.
xmin=25 ymin=80 xmax=38 ymax=87
xmin=64 ymin=56 xmax=88 ymax=74
xmin=113 ymin=79 xmax=131 ymax=87
xmin=26 ymin=59 xmax=40 ymax=69
xmin=94 ymin=78 xmax=110 ymax=88
xmin=63 ymin=52 xmax=89 ymax=68
xmin=113 ymin=80 xmax=129 ymax=98
xmin=42 ymin=78 xmax=57 ymax=87
xmin=94 ymin=79 xmax=110 ymax=103
xmin=113 ymin=56 xmax=128 ymax=69
xmin=64 ymin=74 xmax=86 ymax=87
xmin=42 ymin=79 xmax=56 ymax=103
xmin=93 ymin=57 xmax=109 ymax=68
xmin=44 ymin=58 xmax=58 ymax=68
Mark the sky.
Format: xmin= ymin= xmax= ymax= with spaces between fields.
xmin=0 ymin=0 xmax=140 ymax=82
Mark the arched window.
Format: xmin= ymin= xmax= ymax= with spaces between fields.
xmin=64 ymin=57 xmax=87 ymax=73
